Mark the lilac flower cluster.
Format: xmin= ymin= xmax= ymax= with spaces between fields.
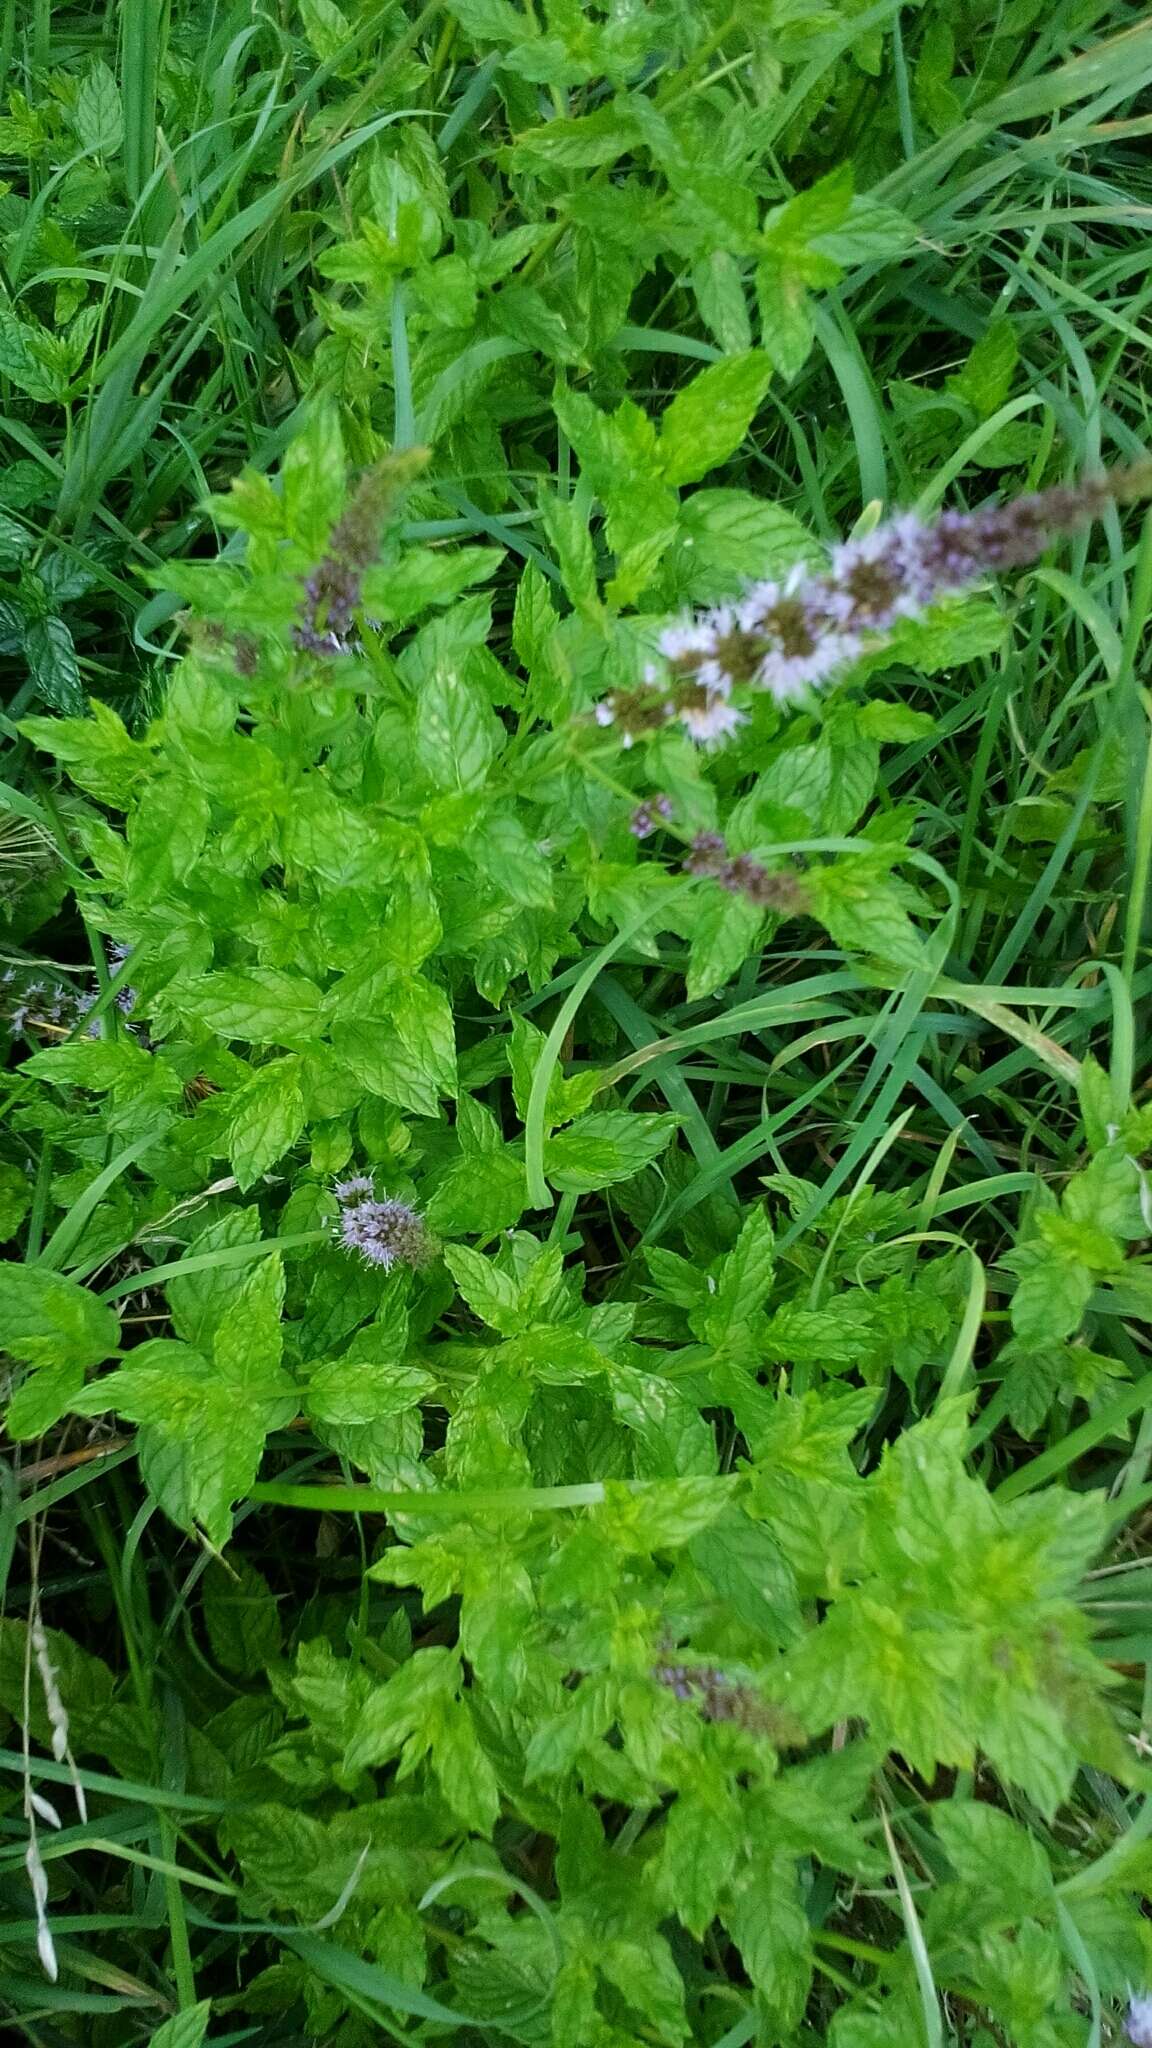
xmin=629 ymin=795 xmax=674 ymax=839
xmin=654 ymin=1660 xmax=776 ymax=1732
xmin=682 ymin=831 xmax=808 ymax=914
xmin=1129 ymin=1997 xmax=1152 ymax=2048
xmin=106 ymin=942 xmax=139 ymax=1015
xmin=1 ymin=955 xmax=134 ymax=1043
xmin=332 ymin=1175 xmax=431 ymax=1271
xmin=596 ymin=463 xmax=1152 ymax=747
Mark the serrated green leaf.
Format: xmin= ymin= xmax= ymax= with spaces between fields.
xmin=5 ymin=1356 xmax=87 ymax=1440
xmin=23 ymin=1037 xmax=166 ymax=1094
xmin=304 ymin=1355 xmax=433 ymax=1427
xmin=883 ymin=598 xmax=1007 ymax=673
xmin=23 ymin=613 xmax=84 ymax=713
xmin=946 ymin=318 xmax=1018 ymax=418
xmin=227 ymin=1057 xmax=306 ymax=1190
xmin=932 ymin=1801 xmax=1053 ymax=1913
xmin=656 ymin=1779 xmax=743 ymax=1936
xmin=511 ymin=106 xmax=640 ymax=170
xmin=1063 ymin=1147 xmax=1144 ymax=1239
xmin=543 ymin=1111 xmax=679 ymax=1193
xmin=444 ymin=1244 xmax=522 ymax=1333
xmin=146 ymin=2004 xmax=212 ymax=2048
xmin=426 ymin=1145 xmax=527 ymax=1234
xmin=755 ymin=253 xmax=814 ymax=381
xmin=1078 ymin=1052 xmax=1123 ymax=1153
xmin=73 ymin=58 xmax=123 ymax=156
xmin=691 ymin=250 xmax=752 ymax=354
xmin=813 ymin=871 xmax=925 ymax=969
xmin=0 ymin=1162 xmax=32 ymax=1241
xmin=723 ymin=1852 xmax=812 ymax=2026
xmin=0 ymin=1265 xmax=119 ymax=1375
xmin=167 ymin=1209 xmax=266 ymax=1350
xmin=19 ymin=701 xmax=150 ymax=806
xmin=0 ymin=1616 xmax=115 ymax=1751
xmin=125 ymin=776 xmax=210 ymax=904
xmin=203 ymin=1560 xmax=282 ymax=1678
xmin=703 ymin=1204 xmax=775 ymax=1349
xmin=0 ymin=310 xmax=57 ymax=402
xmin=183 ymin=968 xmax=324 ymax=1046
xmin=1010 ymin=1255 xmax=1093 ymax=1344
xmin=360 ymin=545 xmax=502 ymax=625
xmin=685 ymin=885 xmax=764 ymax=999
xmin=691 ymin=1509 xmax=803 ymax=1644
xmin=77 ymin=1322 xmax=296 ymax=1547
xmin=299 ymin=0 xmax=352 ymax=65
xmin=282 ymin=402 xmax=345 ymax=557
xmin=414 ymin=667 xmax=499 ymax=792
xmin=813 ymin=195 xmax=916 ymax=267
xmin=343 ymin=1645 xmax=458 ymax=1772
xmin=659 ymin=351 xmax=773 ymax=487
xmin=539 ymin=494 xmax=600 ymax=616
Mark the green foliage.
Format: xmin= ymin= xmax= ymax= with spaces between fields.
xmin=3 ymin=1 xmax=1152 ymax=2043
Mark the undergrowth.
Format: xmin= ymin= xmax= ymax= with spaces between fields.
xmin=4 ymin=3 xmax=1152 ymax=2045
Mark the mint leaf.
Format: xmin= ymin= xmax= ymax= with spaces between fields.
xmin=722 ymin=1852 xmax=812 ymax=2027
xmin=145 ymin=2005 xmax=212 ymax=2048
xmin=414 ymin=667 xmax=499 ymax=791
xmin=227 ymin=1056 xmax=305 ymax=1189
xmin=304 ymin=1356 xmax=434 ymax=1428
xmin=76 ymin=1258 xmax=296 ymax=1545
xmin=0 ymin=1265 xmax=119 ymax=1373
xmin=1010 ymin=1255 xmax=1093 ymax=1344
xmin=444 ymin=1244 xmax=522 ymax=1334
xmin=72 ymin=58 xmax=123 ymax=156
xmin=167 ymin=1209 xmax=265 ymax=1350
xmin=689 ymin=1510 xmax=802 ymax=1644
xmin=659 ymin=351 xmax=773 ymax=486
xmin=6 ymin=1356 xmax=87 ymax=1440
xmin=183 ymin=968 xmax=324 ymax=1046
xmin=543 ymin=1111 xmax=680 ymax=1192
xmin=203 ymin=1560 xmax=282 ymax=1678
xmin=655 ymin=1778 xmax=743 ymax=1936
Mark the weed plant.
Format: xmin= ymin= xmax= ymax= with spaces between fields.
xmin=4 ymin=4 xmax=1152 ymax=2045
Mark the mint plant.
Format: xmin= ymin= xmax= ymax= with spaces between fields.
xmin=4 ymin=395 xmax=1152 ymax=2042
xmin=4 ymin=4 xmax=1152 ymax=2044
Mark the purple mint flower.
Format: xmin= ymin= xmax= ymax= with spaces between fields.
xmin=336 ymin=1195 xmax=430 ymax=1271
xmin=292 ymin=459 xmax=419 ymax=661
xmin=293 ymin=533 xmax=366 ymax=658
xmin=106 ymin=943 xmax=138 ymax=1015
xmin=629 ymin=795 xmax=674 ymax=839
xmin=680 ymin=834 xmax=808 ymax=914
xmin=654 ymin=1657 xmax=777 ymax=1732
xmin=654 ymin=1663 xmax=695 ymax=1701
xmin=74 ymin=991 xmax=103 ymax=1039
xmin=682 ymin=832 xmax=727 ymax=877
xmin=333 ymin=1174 xmax=376 ymax=1202
xmin=1128 ymin=1996 xmax=1152 ymax=2048
xmin=825 ymin=513 xmax=933 ymax=628
xmin=592 ymin=461 xmax=1152 ymax=743
xmin=677 ymin=687 xmax=746 ymax=746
